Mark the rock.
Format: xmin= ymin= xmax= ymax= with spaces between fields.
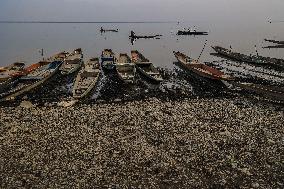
xmin=252 ymin=182 xmax=260 ymax=188
xmin=19 ymin=101 xmax=34 ymax=109
xmin=57 ymin=100 xmax=78 ymax=107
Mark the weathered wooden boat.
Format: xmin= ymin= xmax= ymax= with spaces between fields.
xmin=173 ymin=51 xmax=233 ymax=81
xmin=59 ymin=48 xmax=83 ymax=75
xmin=232 ymin=82 xmax=284 ymax=103
xmin=116 ymin=53 xmax=136 ymax=83
xmin=177 ymin=29 xmax=208 ymax=35
xmin=101 ymin=49 xmax=116 ymax=70
xmin=0 ymin=62 xmax=26 ymax=92
xmin=72 ymin=58 xmax=101 ymax=99
xmin=131 ymin=50 xmax=163 ymax=83
xmin=0 ymin=60 xmax=63 ymax=102
xmin=212 ymin=46 xmax=284 ymax=69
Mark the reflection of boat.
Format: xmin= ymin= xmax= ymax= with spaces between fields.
xmin=232 ymin=82 xmax=284 ymax=103
xmin=59 ymin=48 xmax=83 ymax=75
xmin=116 ymin=53 xmax=136 ymax=83
xmin=101 ymin=49 xmax=116 ymax=70
xmin=73 ymin=58 xmax=101 ymax=99
xmin=173 ymin=51 xmax=233 ymax=81
xmin=0 ymin=61 xmax=63 ymax=102
xmin=131 ymin=50 xmax=163 ymax=83
xmin=212 ymin=46 xmax=284 ymax=69
xmin=177 ymin=29 xmax=208 ymax=35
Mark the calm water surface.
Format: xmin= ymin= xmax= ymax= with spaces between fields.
xmin=0 ymin=21 xmax=284 ymax=68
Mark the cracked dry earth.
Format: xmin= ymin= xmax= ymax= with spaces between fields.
xmin=0 ymin=97 xmax=283 ymax=188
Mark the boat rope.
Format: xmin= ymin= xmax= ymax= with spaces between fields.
xmin=197 ymin=40 xmax=207 ymax=61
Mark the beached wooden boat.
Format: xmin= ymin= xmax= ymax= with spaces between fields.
xmin=173 ymin=51 xmax=233 ymax=81
xmin=0 ymin=62 xmax=26 ymax=92
xmin=131 ymin=50 xmax=163 ymax=83
xmin=101 ymin=49 xmax=116 ymax=70
xmin=116 ymin=53 xmax=136 ymax=83
xmin=0 ymin=60 xmax=63 ymax=102
xmin=72 ymin=58 xmax=101 ymax=99
xmin=59 ymin=48 xmax=83 ymax=75
xmin=212 ymin=46 xmax=284 ymax=69
xmin=232 ymin=82 xmax=284 ymax=103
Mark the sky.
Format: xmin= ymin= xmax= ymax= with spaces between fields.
xmin=0 ymin=0 xmax=284 ymax=22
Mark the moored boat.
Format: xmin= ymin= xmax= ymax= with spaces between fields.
xmin=59 ymin=48 xmax=83 ymax=75
xmin=212 ymin=46 xmax=284 ymax=69
xmin=173 ymin=51 xmax=233 ymax=81
xmin=177 ymin=29 xmax=208 ymax=36
xmin=131 ymin=50 xmax=163 ymax=83
xmin=101 ymin=49 xmax=116 ymax=70
xmin=116 ymin=53 xmax=136 ymax=83
xmin=0 ymin=60 xmax=63 ymax=102
xmin=72 ymin=57 xmax=101 ymax=99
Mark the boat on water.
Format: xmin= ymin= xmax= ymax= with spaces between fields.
xmin=72 ymin=58 xmax=101 ymax=99
xmin=212 ymin=46 xmax=284 ymax=69
xmin=116 ymin=53 xmax=136 ymax=83
xmin=0 ymin=60 xmax=63 ymax=102
xmin=100 ymin=27 xmax=118 ymax=33
xmin=131 ymin=50 xmax=163 ymax=83
xmin=59 ymin=48 xmax=83 ymax=75
xmin=173 ymin=51 xmax=233 ymax=81
xmin=101 ymin=49 xmax=116 ymax=70
xmin=177 ymin=29 xmax=208 ymax=36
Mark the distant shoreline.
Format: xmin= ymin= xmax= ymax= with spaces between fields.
xmin=0 ymin=21 xmax=176 ymax=24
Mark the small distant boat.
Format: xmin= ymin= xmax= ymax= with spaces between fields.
xmin=100 ymin=27 xmax=118 ymax=33
xmin=0 ymin=60 xmax=63 ymax=102
xmin=131 ymin=50 xmax=163 ymax=83
xmin=59 ymin=48 xmax=83 ymax=75
xmin=264 ymin=39 xmax=284 ymax=45
xmin=116 ymin=53 xmax=136 ymax=83
xmin=73 ymin=58 xmax=101 ymax=99
xmin=173 ymin=51 xmax=233 ymax=81
xmin=212 ymin=46 xmax=284 ymax=69
xmin=101 ymin=49 xmax=116 ymax=70
xmin=177 ymin=29 xmax=208 ymax=36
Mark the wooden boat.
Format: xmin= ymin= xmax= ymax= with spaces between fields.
xmin=232 ymin=82 xmax=284 ymax=103
xmin=212 ymin=46 xmax=284 ymax=69
xmin=173 ymin=51 xmax=233 ymax=81
xmin=177 ymin=29 xmax=208 ymax=35
xmin=101 ymin=49 xmax=116 ymax=70
xmin=264 ymin=39 xmax=284 ymax=45
xmin=116 ymin=53 xmax=136 ymax=83
xmin=0 ymin=60 xmax=63 ymax=102
xmin=131 ymin=50 xmax=163 ymax=83
xmin=72 ymin=58 xmax=101 ymax=99
xmin=0 ymin=62 xmax=26 ymax=92
xmin=0 ymin=62 xmax=25 ymax=81
xmin=100 ymin=27 xmax=118 ymax=33
xmin=59 ymin=48 xmax=83 ymax=75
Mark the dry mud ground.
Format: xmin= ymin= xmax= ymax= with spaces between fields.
xmin=0 ymin=97 xmax=283 ymax=188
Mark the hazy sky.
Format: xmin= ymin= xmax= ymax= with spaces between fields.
xmin=0 ymin=0 xmax=283 ymax=22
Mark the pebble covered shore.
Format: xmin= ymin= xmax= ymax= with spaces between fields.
xmin=0 ymin=97 xmax=283 ymax=188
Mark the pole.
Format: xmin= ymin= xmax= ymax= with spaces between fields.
xmin=197 ymin=40 xmax=207 ymax=61
xmin=254 ymin=45 xmax=259 ymax=56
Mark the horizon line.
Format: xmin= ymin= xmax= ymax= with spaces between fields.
xmin=0 ymin=21 xmax=178 ymax=24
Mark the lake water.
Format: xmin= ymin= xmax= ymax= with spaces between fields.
xmin=0 ymin=21 xmax=284 ymax=68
